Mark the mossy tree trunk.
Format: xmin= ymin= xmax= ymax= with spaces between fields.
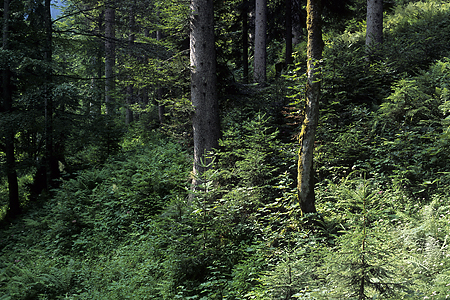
xmin=190 ymin=0 xmax=220 ymax=185
xmin=297 ymin=0 xmax=323 ymax=214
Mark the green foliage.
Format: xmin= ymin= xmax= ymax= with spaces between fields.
xmin=318 ymin=179 xmax=404 ymax=299
xmin=322 ymin=40 xmax=394 ymax=107
xmin=45 ymin=136 xmax=190 ymax=256
xmin=385 ymin=1 xmax=450 ymax=73
xmin=217 ymin=113 xmax=282 ymax=202
xmin=157 ymin=113 xmax=286 ymax=299
xmin=368 ymin=58 xmax=450 ymax=193
xmin=66 ymin=115 xmax=125 ymax=167
xmin=3 ymin=1 xmax=450 ymax=300
xmin=250 ymin=178 xmax=449 ymax=300
xmin=316 ymin=55 xmax=450 ymax=195
xmin=0 ymin=174 xmax=33 ymax=220
xmin=0 ymin=254 xmax=75 ymax=300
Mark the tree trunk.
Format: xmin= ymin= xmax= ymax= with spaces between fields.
xmin=254 ymin=0 xmax=267 ymax=84
xmin=140 ymin=28 xmax=150 ymax=121
xmin=156 ymin=85 xmax=165 ymax=124
xmin=297 ymin=0 xmax=323 ymax=214
xmin=366 ymin=0 xmax=383 ymax=51
xmin=91 ymin=9 xmax=104 ymax=116
xmin=44 ymin=0 xmax=59 ymax=189
xmin=156 ymin=26 xmax=165 ymax=124
xmin=242 ymin=0 xmax=249 ymax=83
xmin=2 ymin=0 xmax=20 ymax=216
xmin=105 ymin=1 xmax=115 ymax=114
xmin=190 ymin=0 xmax=220 ymax=184
xmin=285 ymin=0 xmax=293 ymax=65
xmin=125 ymin=86 xmax=134 ymax=125
xmin=126 ymin=2 xmax=135 ymax=125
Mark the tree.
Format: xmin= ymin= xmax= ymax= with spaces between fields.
xmin=44 ymin=0 xmax=60 ymax=188
xmin=105 ymin=0 xmax=116 ymax=114
xmin=297 ymin=0 xmax=323 ymax=214
xmin=2 ymin=0 xmax=20 ymax=216
xmin=190 ymin=0 xmax=220 ymax=184
xmin=285 ymin=0 xmax=293 ymax=65
xmin=125 ymin=0 xmax=136 ymax=125
xmin=242 ymin=0 xmax=249 ymax=83
xmin=366 ymin=0 xmax=383 ymax=51
xmin=253 ymin=0 xmax=267 ymax=84
xmin=156 ymin=28 xmax=166 ymax=125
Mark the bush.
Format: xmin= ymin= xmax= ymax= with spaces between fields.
xmin=44 ymin=135 xmax=190 ymax=256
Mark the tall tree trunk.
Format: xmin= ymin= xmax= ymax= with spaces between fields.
xmin=242 ymin=0 xmax=249 ymax=83
xmin=297 ymin=0 xmax=323 ymax=214
xmin=90 ymin=9 xmax=104 ymax=116
xmin=190 ymin=0 xmax=220 ymax=184
xmin=366 ymin=0 xmax=383 ymax=52
xmin=2 ymin=0 xmax=20 ymax=216
xmin=140 ymin=28 xmax=150 ymax=120
xmin=156 ymin=26 xmax=165 ymax=124
xmin=285 ymin=0 xmax=293 ymax=65
xmin=126 ymin=2 xmax=136 ymax=125
xmin=254 ymin=0 xmax=267 ymax=84
xmin=105 ymin=1 xmax=115 ymax=114
xmin=44 ymin=0 xmax=59 ymax=189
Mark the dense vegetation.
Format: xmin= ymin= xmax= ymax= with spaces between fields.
xmin=1 ymin=0 xmax=450 ymax=299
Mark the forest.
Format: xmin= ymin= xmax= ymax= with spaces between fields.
xmin=1 ymin=0 xmax=450 ymax=299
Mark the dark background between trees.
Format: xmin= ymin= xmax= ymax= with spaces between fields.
xmin=1 ymin=0 xmax=450 ymax=299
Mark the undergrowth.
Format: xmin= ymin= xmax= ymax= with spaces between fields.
xmin=2 ymin=1 xmax=450 ymax=299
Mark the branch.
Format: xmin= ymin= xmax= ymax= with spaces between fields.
xmin=52 ymin=4 xmax=104 ymax=24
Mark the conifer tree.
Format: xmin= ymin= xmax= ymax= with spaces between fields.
xmin=44 ymin=0 xmax=60 ymax=188
xmin=297 ymin=0 xmax=323 ymax=214
xmin=125 ymin=0 xmax=136 ymax=125
xmin=254 ymin=0 xmax=267 ymax=84
xmin=190 ymin=0 xmax=220 ymax=184
xmin=366 ymin=0 xmax=383 ymax=54
xmin=242 ymin=0 xmax=249 ymax=83
xmin=285 ymin=0 xmax=293 ymax=65
xmin=2 ymin=0 xmax=20 ymax=216
xmin=105 ymin=0 xmax=116 ymax=114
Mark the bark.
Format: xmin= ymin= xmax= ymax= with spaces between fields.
xmin=253 ymin=0 xmax=267 ymax=84
xmin=140 ymin=28 xmax=150 ymax=120
xmin=126 ymin=2 xmax=136 ymax=125
xmin=2 ymin=0 xmax=8 ymax=45
xmin=190 ymin=0 xmax=220 ymax=183
xmin=156 ymin=85 xmax=165 ymax=124
xmin=285 ymin=0 xmax=293 ymax=65
xmin=105 ymin=1 xmax=115 ymax=114
xmin=44 ymin=0 xmax=59 ymax=188
xmin=297 ymin=0 xmax=323 ymax=214
xmin=125 ymin=86 xmax=134 ymax=125
xmin=2 ymin=0 xmax=20 ymax=216
xmin=242 ymin=0 xmax=249 ymax=83
xmin=156 ymin=26 xmax=165 ymax=124
xmin=91 ymin=9 xmax=104 ymax=116
xmin=366 ymin=0 xmax=383 ymax=50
